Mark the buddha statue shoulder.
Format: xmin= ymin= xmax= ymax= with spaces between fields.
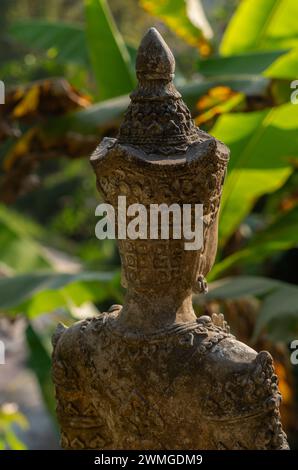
xmin=52 ymin=28 xmax=289 ymax=450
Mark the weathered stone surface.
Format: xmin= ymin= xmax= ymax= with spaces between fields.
xmin=52 ymin=28 xmax=288 ymax=450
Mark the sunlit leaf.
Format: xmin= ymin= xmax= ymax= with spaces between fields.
xmin=221 ymin=0 xmax=298 ymax=55
xmin=204 ymin=275 xmax=280 ymax=300
xmin=211 ymin=103 xmax=298 ymax=245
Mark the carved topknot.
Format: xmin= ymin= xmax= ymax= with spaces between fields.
xmin=136 ymin=27 xmax=175 ymax=80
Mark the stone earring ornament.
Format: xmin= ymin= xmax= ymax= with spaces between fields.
xmin=52 ymin=28 xmax=289 ymax=450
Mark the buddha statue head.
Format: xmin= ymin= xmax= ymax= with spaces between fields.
xmin=53 ymin=29 xmax=288 ymax=451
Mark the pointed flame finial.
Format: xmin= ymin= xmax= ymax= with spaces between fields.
xmin=136 ymin=27 xmax=175 ymax=80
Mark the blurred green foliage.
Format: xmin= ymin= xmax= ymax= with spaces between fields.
xmin=1 ymin=0 xmax=298 ymax=449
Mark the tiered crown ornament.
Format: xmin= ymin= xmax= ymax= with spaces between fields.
xmin=118 ymin=27 xmax=199 ymax=154
xmin=52 ymin=28 xmax=288 ymax=450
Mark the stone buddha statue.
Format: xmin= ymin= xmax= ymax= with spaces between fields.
xmin=52 ymin=28 xmax=288 ymax=450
